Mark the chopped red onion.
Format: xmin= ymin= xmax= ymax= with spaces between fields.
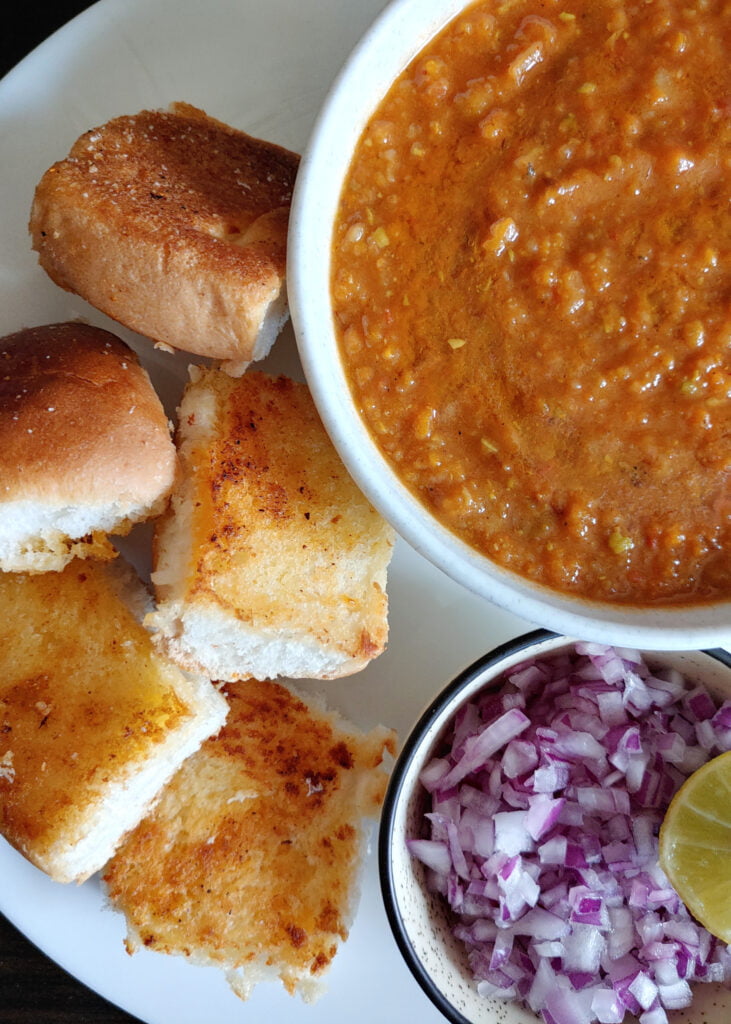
xmin=591 ymin=986 xmax=624 ymax=1023
xmin=406 ymin=838 xmax=452 ymax=875
xmin=504 ymin=738 xmax=540 ymax=779
xmin=436 ymin=707 xmax=531 ymax=789
xmin=638 ymin=1008 xmax=669 ymax=1024
xmin=526 ymin=794 xmax=565 ymax=841
xmin=494 ymin=810 xmax=534 ymax=857
xmin=407 ymin=643 xmax=731 ymax=1023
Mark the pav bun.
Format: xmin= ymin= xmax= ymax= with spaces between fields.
xmin=0 ymin=556 xmax=228 ymax=884
xmin=103 ymin=678 xmax=395 ymax=1001
xmin=29 ymin=102 xmax=300 ymax=375
xmin=148 ymin=368 xmax=395 ymax=682
xmin=0 ymin=320 xmax=177 ymax=572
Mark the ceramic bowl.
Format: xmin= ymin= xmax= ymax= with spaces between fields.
xmin=378 ymin=630 xmax=731 ymax=1024
xmin=287 ymin=0 xmax=731 ymax=651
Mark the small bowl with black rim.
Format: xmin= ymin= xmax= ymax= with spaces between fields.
xmin=378 ymin=629 xmax=731 ymax=1024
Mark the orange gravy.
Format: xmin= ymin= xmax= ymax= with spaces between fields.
xmin=331 ymin=0 xmax=730 ymax=605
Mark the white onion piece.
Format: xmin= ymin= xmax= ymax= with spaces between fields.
xmin=407 ymin=644 xmax=731 ymax=1023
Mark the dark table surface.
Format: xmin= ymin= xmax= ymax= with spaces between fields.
xmin=1 ymin=6 xmax=144 ymax=1022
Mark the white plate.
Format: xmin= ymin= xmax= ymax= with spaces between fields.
xmin=0 ymin=1 xmax=533 ymax=1022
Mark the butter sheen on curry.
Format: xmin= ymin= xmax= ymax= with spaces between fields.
xmin=331 ymin=0 xmax=730 ymax=605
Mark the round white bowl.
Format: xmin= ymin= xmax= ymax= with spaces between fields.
xmin=377 ymin=630 xmax=731 ymax=1024
xmin=287 ymin=0 xmax=731 ymax=651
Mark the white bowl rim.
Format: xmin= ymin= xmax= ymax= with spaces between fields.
xmin=287 ymin=0 xmax=731 ymax=652
xmin=377 ymin=629 xmax=731 ymax=1022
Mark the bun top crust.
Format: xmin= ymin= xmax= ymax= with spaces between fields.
xmin=57 ymin=102 xmax=297 ymax=274
xmin=29 ymin=103 xmax=301 ymax=369
xmin=0 ymin=321 xmax=176 ymax=506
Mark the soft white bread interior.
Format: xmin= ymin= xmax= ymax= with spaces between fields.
xmin=0 ymin=321 xmax=178 ymax=573
xmin=29 ymin=102 xmax=300 ymax=375
xmin=147 ymin=368 xmax=395 ymax=682
xmin=0 ymin=557 xmax=228 ymax=884
xmin=103 ymin=678 xmax=396 ymax=1002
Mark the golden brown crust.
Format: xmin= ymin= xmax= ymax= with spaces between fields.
xmin=0 ymin=321 xmax=176 ymax=507
xmin=29 ymin=103 xmax=300 ymax=368
xmin=149 ymin=369 xmax=395 ymax=680
xmin=103 ymin=679 xmax=396 ymax=999
xmin=0 ymin=558 xmax=227 ymax=884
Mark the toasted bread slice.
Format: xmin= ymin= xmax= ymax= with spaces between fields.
xmin=0 ymin=557 xmax=228 ymax=884
xmin=147 ymin=368 xmax=395 ymax=681
xmin=29 ymin=103 xmax=300 ymax=375
xmin=0 ymin=321 xmax=177 ymax=573
xmin=103 ymin=679 xmax=396 ymax=1002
